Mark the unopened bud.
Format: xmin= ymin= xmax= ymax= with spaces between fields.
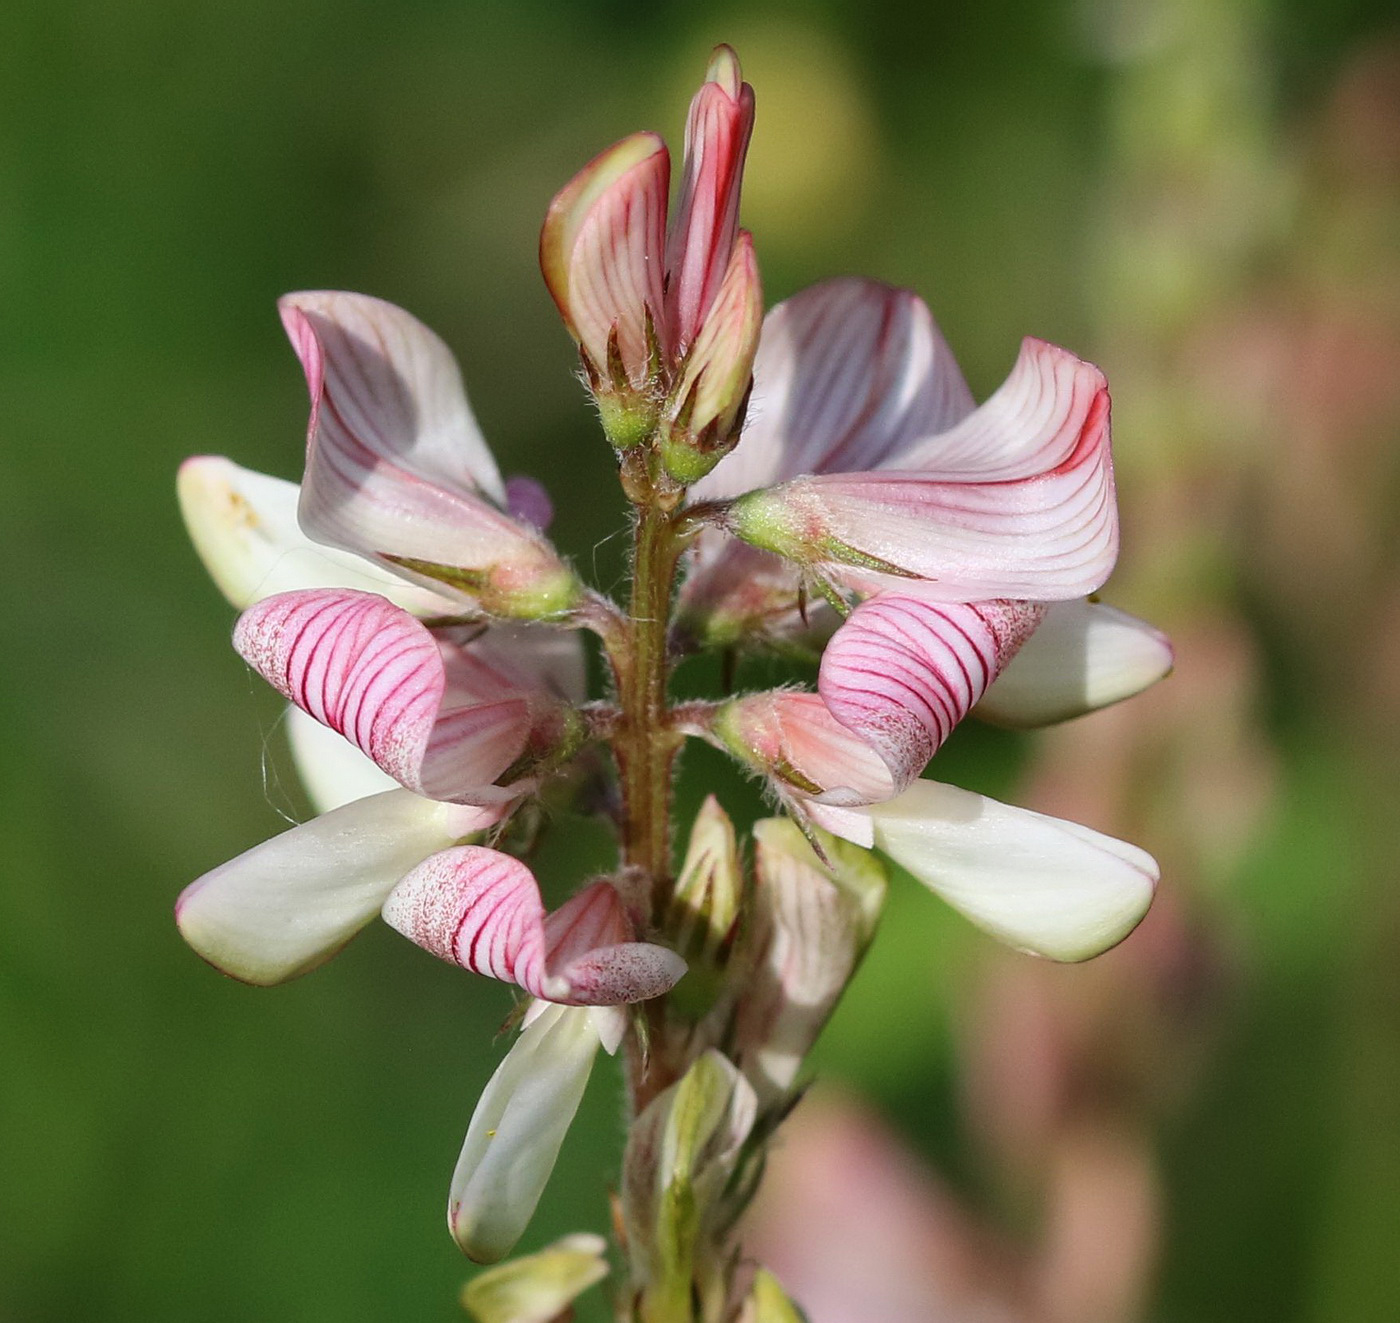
xmin=732 ymin=818 xmax=887 ymax=1102
xmin=668 ymin=795 xmax=742 ymax=966
xmin=621 ymin=1051 xmax=757 ymax=1321
xmin=660 ymin=232 xmax=762 ymax=484
xmin=461 ymin=1233 xmax=609 ymax=1323
xmin=541 ymin=132 xmax=670 ymax=393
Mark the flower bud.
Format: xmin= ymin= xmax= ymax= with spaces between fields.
xmin=540 ymin=131 xmax=670 ymax=410
xmin=660 ymin=232 xmax=762 ymax=484
xmin=621 ymin=1051 xmax=758 ymax=1321
xmin=731 ymin=819 xmax=886 ymax=1103
xmin=461 ymin=1233 xmax=609 ymax=1323
xmin=667 ymin=795 xmax=742 ymax=966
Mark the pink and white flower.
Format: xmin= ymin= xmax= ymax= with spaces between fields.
xmin=688 ymin=278 xmax=1173 ymax=808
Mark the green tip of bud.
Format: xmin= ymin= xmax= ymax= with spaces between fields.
xmin=669 ymin=796 xmax=742 ymax=964
xmin=743 ymin=1269 xmax=809 ymax=1323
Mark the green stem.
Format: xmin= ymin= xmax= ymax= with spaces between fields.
xmin=610 ymin=471 xmax=688 ymax=1117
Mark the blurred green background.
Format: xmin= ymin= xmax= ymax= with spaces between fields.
xmin=3 ymin=0 xmax=1400 ymax=1319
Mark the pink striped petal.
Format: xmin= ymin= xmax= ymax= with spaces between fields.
xmin=974 ymin=597 xmax=1174 ymax=727
xmin=818 ymin=596 xmax=1044 ymax=794
xmin=282 ymin=292 xmax=565 ymax=594
xmin=726 ymin=347 xmax=1117 ymax=602
xmin=539 ymin=132 xmax=671 ymax=387
xmin=234 ymin=588 xmax=540 ymax=805
xmin=696 ymin=278 xmax=975 ymax=501
xmin=664 ymin=45 xmax=755 ymax=356
xmin=717 ymin=691 xmax=897 ymax=806
xmin=175 ymin=789 xmax=490 ymax=986
xmin=381 ymin=848 xmax=685 ymax=1004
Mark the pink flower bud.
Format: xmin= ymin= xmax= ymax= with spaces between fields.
xmin=540 ymin=132 xmax=671 ymax=392
xmin=665 ymin=45 xmax=756 ymax=356
xmin=660 ymin=231 xmax=763 ymax=483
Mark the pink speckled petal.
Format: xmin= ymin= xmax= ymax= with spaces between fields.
xmin=234 ymin=588 xmax=535 ymax=805
xmin=381 ymin=848 xmax=685 ymax=1005
xmin=818 ymin=595 xmax=1044 ymax=794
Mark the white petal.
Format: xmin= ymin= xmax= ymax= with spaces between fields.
xmin=450 ymin=1004 xmax=601 ymax=1263
xmin=975 ymin=598 xmax=1174 ymax=728
xmin=177 ymin=456 xmax=454 ymax=613
xmin=286 ymin=705 xmax=401 ymax=814
xmin=867 ymin=780 xmax=1157 ymax=961
xmin=175 ymin=789 xmax=483 ymax=985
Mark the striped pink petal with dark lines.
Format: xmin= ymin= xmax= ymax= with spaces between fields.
xmin=382 ymin=848 xmax=686 ymax=1004
xmin=819 ymin=595 xmax=1044 ymax=795
xmin=234 ymin=588 xmax=534 ymax=805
